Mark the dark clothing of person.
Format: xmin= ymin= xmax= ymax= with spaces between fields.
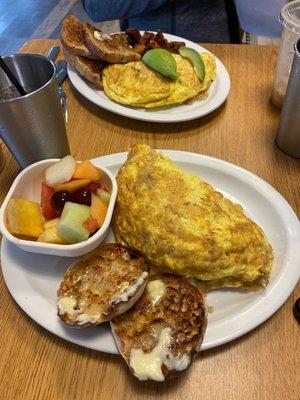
xmin=82 ymin=0 xmax=232 ymax=43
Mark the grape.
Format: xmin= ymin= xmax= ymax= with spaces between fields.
xmin=73 ymin=188 xmax=92 ymax=206
xmin=51 ymin=191 xmax=72 ymax=213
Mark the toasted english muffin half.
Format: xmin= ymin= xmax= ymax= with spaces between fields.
xmin=111 ymin=274 xmax=207 ymax=382
xmin=57 ymin=243 xmax=149 ymax=328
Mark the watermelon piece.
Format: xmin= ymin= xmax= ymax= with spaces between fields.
xmin=41 ymin=181 xmax=60 ymax=220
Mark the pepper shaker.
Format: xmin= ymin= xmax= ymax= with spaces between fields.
xmin=275 ymin=38 xmax=300 ymax=158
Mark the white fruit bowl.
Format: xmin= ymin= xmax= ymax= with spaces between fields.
xmin=0 ymin=159 xmax=117 ymax=257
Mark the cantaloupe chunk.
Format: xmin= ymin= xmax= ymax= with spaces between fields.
xmin=72 ymin=160 xmax=103 ymax=181
xmin=91 ymin=194 xmax=107 ymax=227
xmin=5 ymin=198 xmax=44 ymax=239
xmin=54 ymin=178 xmax=91 ymax=193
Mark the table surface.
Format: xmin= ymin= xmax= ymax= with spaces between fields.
xmin=0 ymin=39 xmax=299 ymax=400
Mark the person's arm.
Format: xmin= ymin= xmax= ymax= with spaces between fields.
xmin=82 ymin=0 xmax=168 ymax=22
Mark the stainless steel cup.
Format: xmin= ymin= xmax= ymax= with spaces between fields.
xmin=0 ymin=54 xmax=70 ymax=168
xmin=275 ymin=39 xmax=300 ymax=158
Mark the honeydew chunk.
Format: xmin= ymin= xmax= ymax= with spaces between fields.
xmin=96 ymin=188 xmax=111 ymax=205
xmin=45 ymin=155 xmax=77 ymax=187
xmin=57 ymin=202 xmax=91 ymax=243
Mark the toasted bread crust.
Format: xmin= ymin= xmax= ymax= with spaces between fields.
xmin=111 ymin=274 xmax=207 ymax=380
xmin=75 ymin=56 xmax=104 ymax=90
xmin=62 ymin=43 xmax=77 ymax=66
xmin=62 ymin=44 xmax=104 ymax=90
xmin=84 ymin=23 xmax=141 ymax=63
xmin=61 ymin=15 xmax=91 ymax=58
xmin=57 ymin=243 xmax=149 ymax=328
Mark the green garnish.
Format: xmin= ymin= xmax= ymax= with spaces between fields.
xmin=178 ymin=47 xmax=206 ymax=82
xmin=142 ymin=49 xmax=177 ymax=80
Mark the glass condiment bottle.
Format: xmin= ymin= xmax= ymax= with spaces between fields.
xmin=271 ymin=0 xmax=300 ymax=108
xmin=275 ymin=39 xmax=300 ymax=158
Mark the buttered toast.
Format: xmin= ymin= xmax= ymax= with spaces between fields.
xmin=111 ymin=274 xmax=207 ymax=381
xmin=84 ymin=22 xmax=141 ymax=64
xmin=57 ymin=243 xmax=149 ymax=328
xmin=61 ymin=15 xmax=91 ymax=58
xmin=62 ymin=44 xmax=105 ymax=89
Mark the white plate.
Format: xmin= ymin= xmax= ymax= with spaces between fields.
xmin=67 ymin=33 xmax=230 ymax=123
xmin=2 ymin=151 xmax=300 ymax=354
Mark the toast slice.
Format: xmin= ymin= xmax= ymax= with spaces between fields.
xmin=111 ymin=274 xmax=207 ymax=381
xmin=62 ymin=44 xmax=104 ymax=90
xmin=84 ymin=22 xmax=141 ymax=63
xmin=75 ymin=56 xmax=105 ymax=90
xmin=57 ymin=243 xmax=149 ymax=328
xmin=61 ymin=15 xmax=91 ymax=58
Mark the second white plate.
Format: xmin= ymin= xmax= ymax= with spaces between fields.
xmin=67 ymin=33 xmax=231 ymax=123
xmin=2 ymin=151 xmax=300 ymax=354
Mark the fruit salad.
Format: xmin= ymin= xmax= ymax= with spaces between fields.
xmin=5 ymin=156 xmax=112 ymax=244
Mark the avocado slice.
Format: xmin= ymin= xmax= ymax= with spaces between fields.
xmin=142 ymin=49 xmax=177 ymax=80
xmin=178 ymin=47 xmax=206 ymax=82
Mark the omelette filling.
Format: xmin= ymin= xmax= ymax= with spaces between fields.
xmin=113 ymin=144 xmax=274 ymax=291
xmin=102 ymin=53 xmax=216 ymax=108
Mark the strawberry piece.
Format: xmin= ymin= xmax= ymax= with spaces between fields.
xmin=83 ymin=217 xmax=99 ymax=233
xmin=88 ymin=182 xmax=101 ymax=193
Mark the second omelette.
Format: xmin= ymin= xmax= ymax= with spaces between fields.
xmin=113 ymin=145 xmax=274 ymax=291
xmin=102 ymin=53 xmax=216 ymax=108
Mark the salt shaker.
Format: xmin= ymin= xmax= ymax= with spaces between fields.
xmin=271 ymin=0 xmax=300 ymax=108
xmin=275 ymin=39 xmax=300 ymax=158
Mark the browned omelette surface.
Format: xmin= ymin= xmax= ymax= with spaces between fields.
xmin=57 ymin=243 xmax=148 ymax=327
xmin=111 ymin=274 xmax=207 ymax=381
xmin=113 ymin=144 xmax=274 ymax=291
